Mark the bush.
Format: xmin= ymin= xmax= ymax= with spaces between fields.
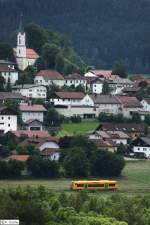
xmin=90 ymin=150 xmax=125 ymax=177
xmin=70 ymin=115 xmax=81 ymax=123
xmin=27 ymin=156 xmax=59 ymax=178
xmin=0 ymin=160 xmax=24 ymax=178
xmin=116 ymin=143 xmax=126 ymax=155
xmin=63 ymin=147 xmax=90 ymax=177
xmin=98 ymin=112 xmax=127 ymax=123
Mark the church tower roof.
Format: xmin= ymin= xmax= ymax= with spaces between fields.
xmin=18 ymin=14 xmax=24 ymax=33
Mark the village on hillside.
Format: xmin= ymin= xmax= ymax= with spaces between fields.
xmin=0 ymin=18 xmax=150 ymax=179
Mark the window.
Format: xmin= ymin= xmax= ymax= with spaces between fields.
xmin=8 ymin=124 xmax=10 ymax=127
xmin=77 ymin=184 xmax=84 ymax=187
xmin=19 ymin=37 xmax=21 ymax=45
xmin=1 ymin=117 xmax=4 ymax=120
xmin=88 ymin=184 xmax=104 ymax=187
xmin=8 ymin=117 xmax=10 ymax=120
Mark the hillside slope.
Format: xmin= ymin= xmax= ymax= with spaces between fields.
xmin=0 ymin=0 xmax=150 ymax=72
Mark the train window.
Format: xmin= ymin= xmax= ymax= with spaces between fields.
xmin=76 ymin=184 xmax=84 ymax=187
xmin=88 ymin=184 xmax=104 ymax=187
xmin=109 ymin=184 xmax=116 ymax=187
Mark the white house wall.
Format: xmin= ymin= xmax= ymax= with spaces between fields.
xmin=133 ymin=146 xmax=150 ymax=158
xmin=13 ymin=86 xmax=47 ymax=99
xmin=21 ymin=112 xmax=44 ymax=122
xmin=0 ymin=115 xmax=17 ymax=133
xmin=1 ymin=71 xmax=18 ymax=85
xmin=51 ymin=98 xmax=82 ymax=106
xmin=55 ymin=106 xmax=97 ymax=118
xmin=97 ymin=104 xmax=121 ymax=115
xmin=122 ymin=107 xmax=141 ymax=118
xmin=92 ymin=83 xmax=103 ymax=94
xmin=81 ymin=95 xmax=94 ymax=106
xmin=34 ymin=76 xmax=65 ymax=87
xmin=65 ymin=79 xmax=86 ymax=88
xmin=141 ymin=100 xmax=150 ymax=112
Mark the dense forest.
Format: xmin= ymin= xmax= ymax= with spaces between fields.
xmin=0 ymin=0 xmax=150 ymax=73
xmin=2 ymin=186 xmax=150 ymax=225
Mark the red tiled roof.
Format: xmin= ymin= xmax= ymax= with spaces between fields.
xmin=12 ymin=130 xmax=51 ymax=138
xmin=19 ymin=104 xmax=47 ymax=112
xmin=97 ymin=123 xmax=146 ymax=133
xmin=20 ymin=136 xmax=58 ymax=147
xmin=92 ymin=139 xmax=116 ymax=148
xmin=91 ymin=70 xmax=112 ymax=79
xmin=54 ymin=92 xmax=85 ymax=99
xmin=0 ymin=64 xmax=17 ymax=72
xmin=26 ymin=48 xmax=39 ymax=59
xmin=13 ymin=48 xmax=39 ymax=59
xmin=36 ymin=70 xmax=64 ymax=80
xmin=118 ymin=96 xmax=142 ymax=108
xmin=65 ymin=73 xmax=86 ymax=80
xmin=8 ymin=155 xmax=29 ymax=162
xmin=40 ymin=148 xmax=60 ymax=156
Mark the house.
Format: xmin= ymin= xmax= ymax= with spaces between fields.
xmin=34 ymin=70 xmax=65 ymax=87
xmin=117 ymin=96 xmax=142 ymax=118
xmin=0 ymin=62 xmax=18 ymax=85
xmin=20 ymin=136 xmax=60 ymax=160
xmin=0 ymin=106 xmax=18 ymax=133
xmin=64 ymin=73 xmax=87 ymax=89
xmin=19 ymin=103 xmax=47 ymax=122
xmin=91 ymin=139 xmax=117 ymax=152
xmin=141 ymin=98 xmax=150 ymax=112
xmin=108 ymin=77 xmax=134 ymax=95
xmin=91 ymin=94 xmax=122 ymax=115
xmin=0 ymin=92 xmax=25 ymax=103
xmin=11 ymin=130 xmax=51 ymax=138
xmin=122 ymin=86 xmax=141 ymax=95
xmin=24 ymin=119 xmax=44 ymax=131
xmin=55 ymin=105 xmax=97 ymax=119
xmin=86 ymin=77 xmax=103 ymax=94
xmin=13 ymin=16 xmax=39 ymax=71
xmin=96 ymin=123 xmax=146 ymax=138
xmin=50 ymin=92 xmax=94 ymax=106
xmin=85 ymin=70 xmax=112 ymax=79
xmin=12 ymin=84 xmax=47 ymax=99
xmin=89 ymin=130 xmax=129 ymax=145
xmin=131 ymin=137 xmax=150 ymax=158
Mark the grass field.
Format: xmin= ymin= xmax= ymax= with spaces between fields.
xmin=0 ymin=161 xmax=150 ymax=194
xmin=58 ymin=121 xmax=99 ymax=136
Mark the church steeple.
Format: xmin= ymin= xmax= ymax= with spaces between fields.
xmin=16 ymin=14 xmax=26 ymax=58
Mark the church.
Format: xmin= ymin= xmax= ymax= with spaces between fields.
xmin=13 ymin=17 xmax=39 ymax=71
